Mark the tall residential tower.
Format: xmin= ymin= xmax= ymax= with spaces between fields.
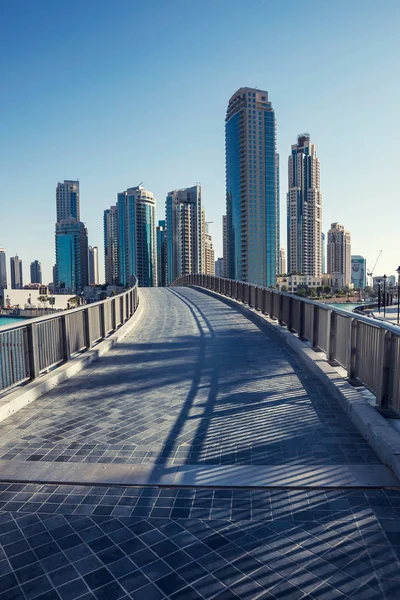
xmin=225 ymin=87 xmax=279 ymax=286
xmin=116 ymin=186 xmax=157 ymax=287
xmin=10 ymin=255 xmax=23 ymax=289
xmin=165 ymin=185 xmax=202 ymax=285
xmin=88 ymin=246 xmax=99 ymax=285
xmin=327 ymin=222 xmax=351 ymax=287
xmin=30 ymin=260 xmax=42 ymax=284
xmin=104 ymin=206 xmax=119 ymax=285
xmin=287 ymin=135 xmax=322 ymax=276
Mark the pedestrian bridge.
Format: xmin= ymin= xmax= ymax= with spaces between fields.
xmin=1 ymin=279 xmax=400 ymax=600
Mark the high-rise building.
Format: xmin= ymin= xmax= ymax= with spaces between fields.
xmin=104 ymin=206 xmax=119 ymax=285
xmin=56 ymin=180 xmax=80 ymax=222
xmin=10 ymin=255 xmax=23 ymax=289
xmin=0 ymin=248 xmax=7 ymax=290
xmin=201 ymin=212 xmax=215 ymax=275
xmin=279 ymin=248 xmax=286 ymax=275
xmin=351 ymin=255 xmax=367 ymax=289
xmin=225 ymin=87 xmax=279 ymax=287
xmin=322 ymin=232 xmax=326 ymax=274
xmin=55 ymin=220 xmax=89 ymax=294
xmin=117 ymin=186 xmax=157 ymax=287
xmin=156 ymin=220 xmax=167 ymax=287
xmin=287 ymin=135 xmax=322 ymax=277
xmin=327 ymin=222 xmax=351 ymax=287
xmin=88 ymin=246 xmax=99 ymax=285
xmin=222 ymin=215 xmax=228 ymax=277
xmin=215 ymin=257 xmax=224 ymax=277
xmin=165 ymin=185 xmax=202 ymax=285
xmin=30 ymin=260 xmax=42 ymax=284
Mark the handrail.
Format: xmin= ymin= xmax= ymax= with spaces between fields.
xmin=173 ymin=274 xmax=400 ymax=416
xmin=0 ymin=278 xmax=139 ymax=395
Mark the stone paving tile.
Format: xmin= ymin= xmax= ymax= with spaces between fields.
xmin=1 ymin=484 xmax=400 ymax=599
xmin=0 ymin=289 xmax=383 ymax=468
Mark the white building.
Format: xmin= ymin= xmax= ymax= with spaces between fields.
xmin=88 ymin=246 xmax=99 ymax=285
xmin=287 ymin=135 xmax=322 ymax=277
xmin=276 ymin=274 xmax=322 ymax=293
xmin=279 ymin=248 xmax=286 ymax=275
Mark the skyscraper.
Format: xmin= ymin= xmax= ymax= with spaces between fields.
xmin=165 ymin=185 xmax=203 ymax=285
xmin=55 ymin=179 xmax=88 ymax=294
xmin=30 ymin=260 xmax=42 ymax=284
xmin=55 ymin=221 xmax=89 ymax=293
xmin=215 ymin=257 xmax=224 ymax=277
xmin=225 ymin=87 xmax=279 ymax=287
xmin=201 ymin=212 xmax=215 ymax=276
xmin=10 ymin=255 xmax=23 ymax=289
xmin=156 ymin=220 xmax=167 ymax=287
xmin=327 ymin=222 xmax=351 ymax=287
xmin=56 ymin=180 xmax=80 ymax=222
xmin=0 ymin=248 xmax=7 ymax=290
xmin=104 ymin=206 xmax=119 ymax=285
xmin=222 ymin=215 xmax=228 ymax=277
xmin=279 ymin=248 xmax=286 ymax=275
xmin=287 ymin=135 xmax=322 ymax=277
xmin=88 ymin=246 xmax=99 ymax=285
xmin=116 ymin=186 xmax=157 ymax=287
xmin=321 ymin=232 xmax=326 ymax=274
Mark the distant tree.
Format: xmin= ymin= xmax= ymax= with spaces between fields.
xmin=68 ymin=296 xmax=79 ymax=307
xmin=309 ymin=288 xmax=317 ymax=298
xmin=316 ymin=286 xmax=323 ymax=297
xmin=323 ymin=285 xmax=331 ymax=295
xmin=99 ymin=292 xmax=107 ymax=301
xmin=37 ymin=295 xmax=49 ymax=307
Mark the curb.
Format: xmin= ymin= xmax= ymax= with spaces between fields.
xmin=0 ymin=292 xmax=146 ymax=424
xmin=191 ymin=286 xmax=400 ymax=483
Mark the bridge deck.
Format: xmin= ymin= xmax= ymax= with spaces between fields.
xmin=1 ymin=287 xmax=399 ymax=599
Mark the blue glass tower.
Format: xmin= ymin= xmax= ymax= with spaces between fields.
xmin=225 ymin=88 xmax=279 ymax=287
xmin=116 ymin=186 xmax=157 ymax=287
xmin=55 ymin=220 xmax=88 ymax=293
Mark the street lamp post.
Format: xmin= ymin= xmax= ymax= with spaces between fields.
xmin=383 ymin=274 xmax=387 ymax=318
xmin=377 ymin=279 xmax=381 ymax=313
xmin=397 ymin=266 xmax=400 ymax=325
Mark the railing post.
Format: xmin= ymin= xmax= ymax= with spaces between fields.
xmin=112 ymin=298 xmax=116 ymax=331
xmin=61 ymin=314 xmax=70 ymax=362
xmin=376 ymin=330 xmax=395 ymax=410
xmin=327 ymin=310 xmax=338 ymax=363
xmin=299 ymin=300 xmax=306 ymax=340
xmin=100 ymin=304 xmax=106 ymax=340
xmin=262 ymin=289 xmax=267 ymax=314
xmin=27 ymin=322 xmax=40 ymax=380
xmin=347 ymin=318 xmax=358 ymax=384
xmin=288 ymin=297 xmax=294 ymax=331
xmin=84 ymin=307 xmax=91 ymax=349
xmin=312 ymin=305 xmax=320 ymax=350
xmin=278 ymin=293 xmax=284 ymax=325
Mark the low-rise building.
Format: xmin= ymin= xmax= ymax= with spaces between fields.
xmin=276 ymin=274 xmax=322 ymax=293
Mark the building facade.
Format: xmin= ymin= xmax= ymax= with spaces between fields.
xmin=225 ymin=87 xmax=279 ymax=287
xmin=104 ymin=206 xmax=119 ymax=285
xmin=56 ymin=180 xmax=80 ymax=222
xmin=55 ymin=220 xmax=89 ymax=294
xmin=165 ymin=185 xmax=202 ymax=285
xmin=222 ymin=215 xmax=228 ymax=277
xmin=30 ymin=260 xmax=42 ymax=284
xmin=215 ymin=257 xmax=224 ymax=277
xmin=287 ymin=135 xmax=322 ymax=277
xmin=276 ymin=274 xmax=322 ymax=293
xmin=0 ymin=248 xmax=7 ymax=290
xmin=351 ymin=255 xmax=367 ymax=289
xmin=322 ymin=232 xmax=326 ymax=274
xmin=279 ymin=248 xmax=286 ymax=275
xmin=327 ymin=222 xmax=351 ymax=287
xmin=156 ymin=220 xmax=167 ymax=287
xmin=116 ymin=186 xmax=157 ymax=287
xmin=10 ymin=255 xmax=23 ymax=289
xmin=88 ymin=246 xmax=99 ymax=285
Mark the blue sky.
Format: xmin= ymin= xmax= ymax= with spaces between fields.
xmin=1 ymin=0 xmax=399 ymax=284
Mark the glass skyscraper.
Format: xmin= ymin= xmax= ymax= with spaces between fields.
xmin=30 ymin=260 xmax=42 ymax=284
xmin=104 ymin=206 xmax=119 ymax=285
xmin=55 ymin=220 xmax=89 ymax=293
xmin=55 ymin=179 xmax=88 ymax=294
xmin=225 ymin=87 xmax=279 ymax=287
xmin=10 ymin=255 xmax=23 ymax=289
xmin=156 ymin=220 xmax=166 ymax=287
xmin=116 ymin=186 xmax=157 ymax=287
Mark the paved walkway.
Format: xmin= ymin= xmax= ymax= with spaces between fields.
xmin=1 ymin=287 xmax=400 ymax=599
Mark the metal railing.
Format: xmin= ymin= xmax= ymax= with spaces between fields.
xmin=173 ymin=274 xmax=400 ymax=416
xmin=0 ymin=279 xmax=139 ymax=395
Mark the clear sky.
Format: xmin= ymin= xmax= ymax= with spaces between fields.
xmin=1 ymin=0 xmax=399 ymax=284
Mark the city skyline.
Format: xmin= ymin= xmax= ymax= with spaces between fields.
xmin=1 ymin=2 xmax=399 ymax=283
